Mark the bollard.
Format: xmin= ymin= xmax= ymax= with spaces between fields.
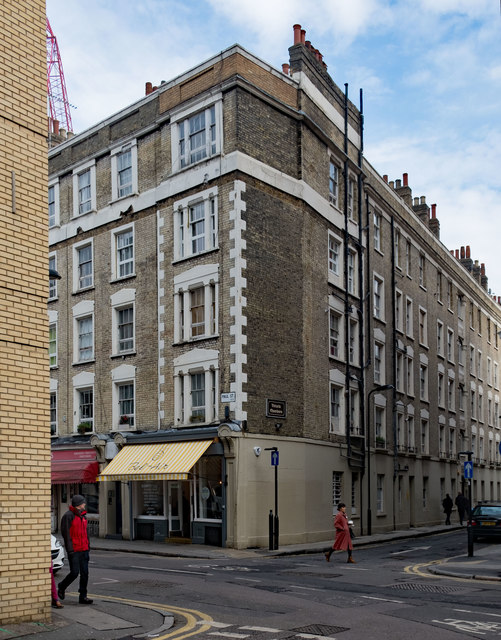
xmin=269 ymin=510 xmax=274 ymax=550
xmin=467 ymin=526 xmax=474 ymax=557
xmin=274 ymin=513 xmax=279 ymax=550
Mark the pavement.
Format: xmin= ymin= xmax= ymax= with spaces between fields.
xmin=2 ymin=522 xmax=501 ymax=640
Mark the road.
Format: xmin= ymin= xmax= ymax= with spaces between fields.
xmin=76 ymin=530 xmax=501 ymax=640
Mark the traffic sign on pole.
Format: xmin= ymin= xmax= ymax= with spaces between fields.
xmin=271 ymin=450 xmax=279 ymax=466
xmin=464 ymin=460 xmax=473 ymax=479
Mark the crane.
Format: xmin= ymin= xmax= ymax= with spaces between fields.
xmin=46 ymin=17 xmax=73 ymax=134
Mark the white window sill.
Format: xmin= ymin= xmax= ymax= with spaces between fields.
xmin=111 ymin=350 xmax=136 ymax=359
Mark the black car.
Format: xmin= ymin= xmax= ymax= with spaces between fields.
xmin=468 ymin=501 xmax=501 ymax=541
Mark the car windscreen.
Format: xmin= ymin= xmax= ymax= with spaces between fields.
xmin=475 ymin=506 xmax=501 ymax=517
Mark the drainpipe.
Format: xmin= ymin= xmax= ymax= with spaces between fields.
xmin=343 ymin=83 xmax=351 ymax=460
xmin=390 ymin=216 xmax=398 ymax=531
xmin=357 ymin=88 xmax=366 ymax=534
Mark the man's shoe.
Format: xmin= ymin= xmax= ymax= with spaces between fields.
xmin=325 ymin=552 xmax=330 ymax=562
xmin=57 ymin=586 xmax=65 ymax=601
xmin=79 ymin=597 xmax=93 ymax=605
xmin=347 ymin=557 xmax=356 ymax=563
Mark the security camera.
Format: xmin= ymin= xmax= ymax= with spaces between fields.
xmin=253 ymin=446 xmax=261 ymax=457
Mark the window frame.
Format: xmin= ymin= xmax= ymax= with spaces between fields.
xmin=48 ymin=179 xmax=60 ymax=228
xmin=171 ymin=97 xmax=222 ymax=173
xmin=49 ymin=252 xmax=58 ymax=300
xmin=173 ymin=187 xmax=218 ymax=261
xmin=73 ymin=239 xmax=94 ymax=292
xmin=111 ymin=289 xmax=136 ymax=357
xmin=111 ymin=140 xmax=138 ymax=201
xmin=111 ymin=223 xmax=135 ymax=281
xmin=72 ymin=160 xmax=96 ymax=217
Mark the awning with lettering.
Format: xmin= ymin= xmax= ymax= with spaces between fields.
xmin=97 ymin=439 xmax=214 ymax=482
xmin=51 ymin=449 xmax=99 ymax=485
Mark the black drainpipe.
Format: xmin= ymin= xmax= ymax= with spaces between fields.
xmin=390 ymin=216 xmax=398 ymax=531
xmin=343 ymin=83 xmax=351 ymax=460
xmin=357 ymin=88 xmax=365 ymax=533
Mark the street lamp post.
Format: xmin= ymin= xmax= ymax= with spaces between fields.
xmin=367 ymin=384 xmax=394 ymax=536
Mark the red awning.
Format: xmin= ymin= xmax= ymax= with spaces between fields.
xmin=51 ymin=449 xmax=99 ymax=485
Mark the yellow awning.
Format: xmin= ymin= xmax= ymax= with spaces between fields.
xmin=97 ymin=440 xmax=214 ymax=482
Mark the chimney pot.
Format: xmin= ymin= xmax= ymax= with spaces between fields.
xmin=389 ymin=181 xmax=394 ymax=189
xmin=145 ymin=81 xmax=152 ymax=95
xmin=383 ymin=174 xmax=388 ymax=182
xmin=395 ymin=179 xmax=401 ymax=188
xmin=431 ymin=203 xmax=437 ymax=219
xmin=455 ymin=249 xmax=460 ymax=259
xmin=305 ymin=40 xmax=311 ymax=49
xmin=481 ymin=263 xmax=486 ymax=276
xmin=53 ymin=119 xmax=59 ymax=135
xmin=413 ymin=197 xmax=419 ymax=206
xmin=301 ymin=29 xmax=306 ymax=44
xmin=420 ymin=196 xmax=426 ymax=205
xmin=293 ymin=24 xmax=302 ymax=45
xmin=403 ymin=173 xmax=408 ymax=187
xmin=282 ymin=63 xmax=290 ymax=75
xmin=466 ymin=245 xmax=471 ymax=259
xmin=460 ymin=246 xmax=465 ymax=259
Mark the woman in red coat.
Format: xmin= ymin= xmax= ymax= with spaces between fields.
xmin=325 ymin=503 xmax=355 ymax=563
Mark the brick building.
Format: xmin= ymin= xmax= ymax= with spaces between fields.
xmin=49 ymin=26 xmax=501 ymax=548
xmin=0 ymin=0 xmax=50 ymax=623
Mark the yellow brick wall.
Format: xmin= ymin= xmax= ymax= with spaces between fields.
xmin=0 ymin=0 xmax=51 ymax=624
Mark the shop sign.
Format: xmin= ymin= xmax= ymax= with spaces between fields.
xmin=266 ymin=399 xmax=287 ymax=419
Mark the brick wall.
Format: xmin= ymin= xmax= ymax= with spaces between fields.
xmin=0 ymin=0 xmax=50 ymax=623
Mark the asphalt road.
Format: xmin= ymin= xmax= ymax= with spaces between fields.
xmin=68 ymin=530 xmax=501 ymax=640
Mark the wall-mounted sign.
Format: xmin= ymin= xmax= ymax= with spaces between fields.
xmin=266 ymin=399 xmax=287 ymax=419
xmin=221 ymin=392 xmax=236 ymax=403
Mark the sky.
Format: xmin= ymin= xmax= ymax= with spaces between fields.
xmin=46 ymin=0 xmax=501 ymax=294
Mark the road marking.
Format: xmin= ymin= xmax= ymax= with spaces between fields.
xmin=240 ymin=626 xmax=282 ymax=632
xmin=233 ymin=577 xmax=261 ymax=582
xmin=404 ymin=560 xmax=444 ymax=578
xmin=131 ymin=564 xmax=212 ymax=576
xmin=296 ymin=634 xmax=337 ymax=640
xmin=92 ymin=577 xmax=119 ymax=585
xmin=209 ymin=633 xmax=250 ymax=639
xmin=391 ymin=546 xmax=431 ymax=555
xmin=288 ymin=585 xmax=321 ymax=591
xmin=85 ymin=594 xmax=213 ymax=640
xmin=361 ymin=595 xmax=404 ymax=604
xmin=196 ymin=622 xmax=232 ymax=628
xmin=454 ymin=609 xmax=501 ymax=619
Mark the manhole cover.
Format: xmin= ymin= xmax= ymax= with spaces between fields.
xmin=291 ymin=624 xmax=349 ymax=635
xmin=391 ymin=582 xmax=466 ymax=593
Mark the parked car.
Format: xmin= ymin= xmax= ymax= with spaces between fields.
xmin=51 ymin=534 xmax=65 ymax=572
xmin=468 ymin=501 xmax=501 ymax=541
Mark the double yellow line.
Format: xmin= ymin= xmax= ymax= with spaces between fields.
xmin=88 ymin=593 xmax=213 ymax=640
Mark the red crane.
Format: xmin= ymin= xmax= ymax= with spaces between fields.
xmin=46 ymin=17 xmax=73 ymax=134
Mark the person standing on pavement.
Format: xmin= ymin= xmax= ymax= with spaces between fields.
xmin=325 ymin=503 xmax=355 ymax=563
xmin=455 ymin=492 xmax=468 ymax=525
xmin=58 ymin=495 xmax=93 ymax=605
xmin=442 ymin=493 xmax=453 ymax=525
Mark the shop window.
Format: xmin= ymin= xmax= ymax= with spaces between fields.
xmin=193 ymin=456 xmax=223 ymax=520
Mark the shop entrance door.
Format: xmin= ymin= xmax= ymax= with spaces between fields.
xmin=168 ymin=482 xmax=182 ymax=536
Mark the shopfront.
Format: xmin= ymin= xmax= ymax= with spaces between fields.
xmin=97 ymin=438 xmax=224 ymax=545
xmin=51 ymin=448 xmax=99 ymax=535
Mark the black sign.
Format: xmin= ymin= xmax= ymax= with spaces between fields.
xmin=266 ymin=399 xmax=287 ymax=419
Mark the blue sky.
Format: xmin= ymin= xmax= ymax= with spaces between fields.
xmin=46 ymin=0 xmax=501 ymax=294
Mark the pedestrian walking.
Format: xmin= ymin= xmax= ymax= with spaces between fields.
xmin=58 ymin=495 xmax=93 ymax=605
xmin=442 ymin=493 xmax=453 ymax=525
xmin=455 ymin=492 xmax=468 ymax=525
xmin=50 ymin=561 xmax=63 ymax=609
xmin=325 ymin=503 xmax=355 ymax=563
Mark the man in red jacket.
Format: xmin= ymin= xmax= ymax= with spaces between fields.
xmin=58 ymin=494 xmax=93 ymax=604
